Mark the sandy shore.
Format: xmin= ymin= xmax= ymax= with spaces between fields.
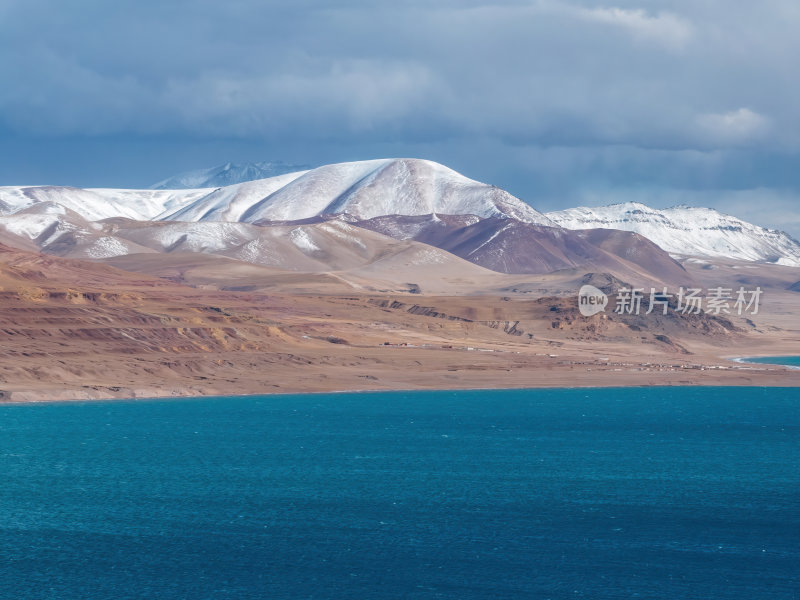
xmin=3 ymin=331 xmax=800 ymax=403
xmin=2 ymin=247 xmax=799 ymax=403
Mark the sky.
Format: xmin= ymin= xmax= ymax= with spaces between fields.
xmin=1 ymin=0 xmax=799 ymax=234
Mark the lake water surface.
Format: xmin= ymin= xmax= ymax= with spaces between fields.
xmin=1 ymin=387 xmax=798 ymax=599
xmin=738 ymin=356 xmax=800 ymax=368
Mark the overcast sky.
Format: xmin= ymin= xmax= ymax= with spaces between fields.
xmin=1 ymin=0 xmax=799 ymax=234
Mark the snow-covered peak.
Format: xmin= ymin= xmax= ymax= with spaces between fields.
xmin=228 ymin=158 xmax=555 ymax=225
xmin=0 ymin=158 xmax=553 ymax=227
xmin=151 ymin=160 xmax=312 ymax=189
xmin=547 ymin=203 xmax=800 ymax=266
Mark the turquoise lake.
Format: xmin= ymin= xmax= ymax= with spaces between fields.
xmin=1 ymin=387 xmax=799 ymax=599
xmin=739 ymin=356 xmax=800 ymax=368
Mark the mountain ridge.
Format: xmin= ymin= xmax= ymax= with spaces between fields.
xmin=0 ymin=160 xmax=798 ymax=268
xmin=547 ymin=201 xmax=800 ymax=267
xmin=151 ymin=161 xmax=312 ymax=190
xmin=0 ymin=159 xmax=554 ymax=226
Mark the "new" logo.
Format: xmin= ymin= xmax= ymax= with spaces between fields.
xmin=577 ymin=285 xmax=608 ymax=317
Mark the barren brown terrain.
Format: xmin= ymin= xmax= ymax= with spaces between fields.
xmin=1 ymin=241 xmax=799 ymax=402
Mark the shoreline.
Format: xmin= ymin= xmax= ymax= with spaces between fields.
xmin=3 ymin=377 xmax=800 ymax=406
xmin=2 ymin=276 xmax=799 ymax=406
xmin=727 ymin=355 xmax=800 ymax=369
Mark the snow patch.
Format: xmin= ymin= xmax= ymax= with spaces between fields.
xmin=288 ymin=228 xmax=321 ymax=253
xmin=85 ymin=237 xmax=132 ymax=259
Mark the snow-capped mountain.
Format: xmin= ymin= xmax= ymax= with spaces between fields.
xmin=159 ymin=159 xmax=555 ymax=224
xmin=0 ymin=159 xmax=554 ymax=226
xmin=547 ymin=202 xmax=800 ymax=267
xmin=2 ymin=162 xmax=800 ymax=273
xmin=151 ymin=161 xmax=312 ymax=189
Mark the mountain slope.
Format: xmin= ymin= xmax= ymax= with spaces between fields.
xmin=547 ymin=202 xmax=800 ymax=266
xmin=0 ymin=185 xmax=206 ymax=221
xmin=354 ymin=214 xmax=691 ymax=285
xmin=157 ymin=171 xmax=309 ymax=222
xmin=0 ymin=202 xmax=156 ymax=259
xmin=151 ymin=161 xmax=312 ymax=189
xmin=1 ymin=207 xmax=496 ymax=280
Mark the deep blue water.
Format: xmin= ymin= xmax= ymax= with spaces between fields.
xmin=740 ymin=356 xmax=800 ymax=368
xmin=1 ymin=387 xmax=799 ymax=600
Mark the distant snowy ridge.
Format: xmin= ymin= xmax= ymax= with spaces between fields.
xmin=151 ymin=161 xmax=312 ymax=190
xmin=0 ymin=185 xmax=209 ymax=221
xmin=547 ymin=202 xmax=800 ymax=267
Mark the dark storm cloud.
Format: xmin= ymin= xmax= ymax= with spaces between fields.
xmin=2 ymin=0 xmax=796 ymax=146
xmin=1 ymin=0 xmax=799 ymax=231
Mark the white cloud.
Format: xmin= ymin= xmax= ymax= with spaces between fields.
xmin=574 ymin=6 xmax=693 ymax=50
xmin=696 ymin=108 xmax=771 ymax=146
